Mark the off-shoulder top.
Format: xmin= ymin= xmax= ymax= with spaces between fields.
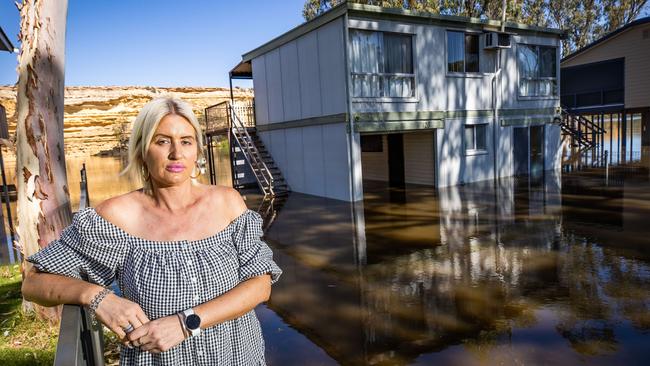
xmin=28 ymin=207 xmax=282 ymax=366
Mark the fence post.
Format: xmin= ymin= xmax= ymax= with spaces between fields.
xmin=605 ymin=150 xmax=609 ymax=186
xmin=55 ymin=166 xmax=104 ymax=366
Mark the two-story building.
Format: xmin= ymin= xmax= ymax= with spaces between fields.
xmin=228 ymin=3 xmax=563 ymax=202
xmin=561 ymin=17 xmax=650 ymax=165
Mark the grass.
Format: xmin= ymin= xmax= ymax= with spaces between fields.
xmin=0 ymin=263 xmax=123 ymax=365
xmin=0 ymin=264 xmax=57 ymax=366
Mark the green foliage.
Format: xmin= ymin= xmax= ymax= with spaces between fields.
xmin=0 ymin=264 xmax=122 ymax=365
xmin=0 ymin=264 xmax=57 ymax=366
xmin=302 ymin=0 xmax=650 ymax=56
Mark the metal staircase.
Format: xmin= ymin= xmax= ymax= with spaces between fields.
xmin=229 ymin=108 xmax=289 ymax=197
xmin=560 ymin=107 xmax=606 ymax=151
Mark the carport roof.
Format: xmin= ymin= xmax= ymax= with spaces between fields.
xmin=0 ymin=26 xmax=15 ymax=53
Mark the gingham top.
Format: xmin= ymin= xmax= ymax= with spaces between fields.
xmin=28 ymin=207 xmax=282 ymax=366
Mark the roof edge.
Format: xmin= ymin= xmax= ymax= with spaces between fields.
xmin=240 ymin=2 xmax=564 ymax=64
xmin=561 ymin=16 xmax=650 ymax=64
xmin=347 ymin=2 xmax=564 ymax=35
xmin=0 ymin=26 xmax=15 ymax=53
xmin=241 ymin=2 xmax=348 ymax=63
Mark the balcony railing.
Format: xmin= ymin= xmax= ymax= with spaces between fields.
xmin=205 ymin=101 xmax=255 ymax=134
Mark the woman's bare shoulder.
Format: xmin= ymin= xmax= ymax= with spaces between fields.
xmin=202 ymin=185 xmax=247 ymax=220
xmin=94 ymin=190 xmax=146 ymax=226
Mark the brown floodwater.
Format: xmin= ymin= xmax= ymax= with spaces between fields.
xmin=2 ymin=156 xmax=649 ymax=365
xmin=247 ymin=169 xmax=650 ymax=366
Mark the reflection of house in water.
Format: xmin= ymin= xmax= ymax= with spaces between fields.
xmin=561 ymin=17 xmax=650 ymax=167
xmin=259 ymin=174 xmax=650 ymax=365
xmin=226 ymin=2 xmax=564 ymax=202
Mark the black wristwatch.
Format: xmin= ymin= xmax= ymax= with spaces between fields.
xmin=181 ymin=308 xmax=201 ymax=337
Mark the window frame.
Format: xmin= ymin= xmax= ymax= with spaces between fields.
xmin=446 ymin=30 xmax=482 ymax=76
xmin=349 ymin=29 xmax=418 ymax=102
xmin=516 ymin=43 xmax=559 ymax=100
xmin=464 ymin=123 xmax=489 ymax=155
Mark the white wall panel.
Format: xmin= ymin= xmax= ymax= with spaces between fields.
xmin=302 ymin=125 xmax=327 ymax=197
xmin=265 ymin=49 xmax=284 ymax=123
xmin=280 ymin=42 xmax=302 ymax=121
xmin=251 ymin=57 xmax=269 ymax=125
xmin=318 ymin=18 xmax=347 ymax=115
xmin=284 ymin=128 xmax=306 ymax=192
xmin=269 ymin=130 xmax=287 ymax=175
xmin=322 ymin=123 xmax=351 ymax=201
xmin=545 ymin=124 xmax=562 ymax=172
xmin=297 ymin=32 xmax=323 ymax=119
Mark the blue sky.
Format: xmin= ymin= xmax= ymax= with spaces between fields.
xmin=0 ymin=0 xmax=306 ymax=87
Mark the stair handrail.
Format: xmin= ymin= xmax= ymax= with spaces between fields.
xmin=230 ymin=131 xmax=273 ymax=194
xmin=229 ymin=106 xmax=275 ymax=195
xmin=561 ymin=107 xmax=606 ymax=135
xmin=560 ymin=118 xmax=593 ymax=148
xmin=560 ymin=107 xmax=608 ymax=150
xmin=575 ymin=113 xmax=606 ymax=134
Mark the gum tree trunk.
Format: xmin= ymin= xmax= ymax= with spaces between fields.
xmin=16 ymin=0 xmax=70 ymax=321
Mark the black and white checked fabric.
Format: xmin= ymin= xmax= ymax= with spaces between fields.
xmin=28 ymin=207 xmax=282 ymax=365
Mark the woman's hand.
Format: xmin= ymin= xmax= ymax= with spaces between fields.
xmin=94 ymin=292 xmax=150 ymax=345
xmin=127 ymin=314 xmax=187 ymax=353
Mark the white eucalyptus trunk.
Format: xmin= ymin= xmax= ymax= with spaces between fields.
xmin=15 ymin=0 xmax=70 ymax=321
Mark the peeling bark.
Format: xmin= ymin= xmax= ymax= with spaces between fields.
xmin=16 ymin=0 xmax=70 ymax=322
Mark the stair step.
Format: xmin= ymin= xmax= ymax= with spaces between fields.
xmin=252 ymin=165 xmax=279 ymax=170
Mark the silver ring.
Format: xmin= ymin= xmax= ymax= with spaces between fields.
xmin=123 ymin=324 xmax=134 ymax=333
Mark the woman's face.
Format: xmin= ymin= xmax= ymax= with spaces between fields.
xmin=144 ymin=114 xmax=199 ymax=188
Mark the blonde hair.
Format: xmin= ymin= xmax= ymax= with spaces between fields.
xmin=121 ymin=96 xmax=204 ymax=193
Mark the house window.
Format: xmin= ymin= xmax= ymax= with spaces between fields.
xmin=465 ymin=124 xmax=487 ymax=152
xmin=350 ymin=30 xmax=415 ymax=98
xmin=518 ymin=44 xmax=557 ymax=97
xmin=447 ymin=31 xmax=479 ymax=73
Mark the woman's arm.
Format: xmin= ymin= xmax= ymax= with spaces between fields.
xmin=194 ymin=274 xmax=271 ymax=326
xmin=22 ymin=267 xmax=103 ymax=307
xmin=22 ymin=267 xmax=150 ymax=342
xmin=128 ymin=274 xmax=271 ymax=353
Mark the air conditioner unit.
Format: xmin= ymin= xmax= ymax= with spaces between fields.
xmin=484 ymin=32 xmax=512 ymax=50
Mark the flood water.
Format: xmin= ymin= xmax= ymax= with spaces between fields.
xmin=248 ymin=170 xmax=650 ymax=365
xmin=2 ymin=156 xmax=650 ymax=365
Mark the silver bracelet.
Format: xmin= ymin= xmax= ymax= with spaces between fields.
xmin=87 ymin=287 xmax=113 ymax=325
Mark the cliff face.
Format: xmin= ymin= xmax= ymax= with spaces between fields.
xmin=0 ymin=85 xmax=253 ymax=157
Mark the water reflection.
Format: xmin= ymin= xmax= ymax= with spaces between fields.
xmin=254 ymin=171 xmax=650 ymax=365
xmin=1 ymin=153 xmax=648 ymax=365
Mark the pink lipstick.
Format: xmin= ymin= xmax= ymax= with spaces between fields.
xmin=166 ymin=164 xmax=185 ymax=173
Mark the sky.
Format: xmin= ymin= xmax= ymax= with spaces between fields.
xmin=0 ymin=0 xmax=306 ymax=87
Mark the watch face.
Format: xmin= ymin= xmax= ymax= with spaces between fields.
xmin=185 ymin=314 xmax=201 ymax=330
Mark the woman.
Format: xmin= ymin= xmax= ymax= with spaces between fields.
xmin=22 ymin=96 xmax=282 ymax=365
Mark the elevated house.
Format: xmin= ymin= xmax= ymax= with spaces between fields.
xmin=561 ymin=17 xmax=650 ymax=166
xmin=215 ymin=3 xmax=564 ymax=202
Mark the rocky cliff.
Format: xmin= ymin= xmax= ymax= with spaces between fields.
xmin=0 ymin=85 xmax=253 ymax=158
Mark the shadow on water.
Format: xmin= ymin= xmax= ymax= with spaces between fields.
xmin=251 ymin=169 xmax=650 ymax=366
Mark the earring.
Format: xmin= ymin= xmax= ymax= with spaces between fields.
xmin=141 ymin=165 xmax=150 ymax=181
xmin=190 ymin=161 xmax=201 ymax=179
